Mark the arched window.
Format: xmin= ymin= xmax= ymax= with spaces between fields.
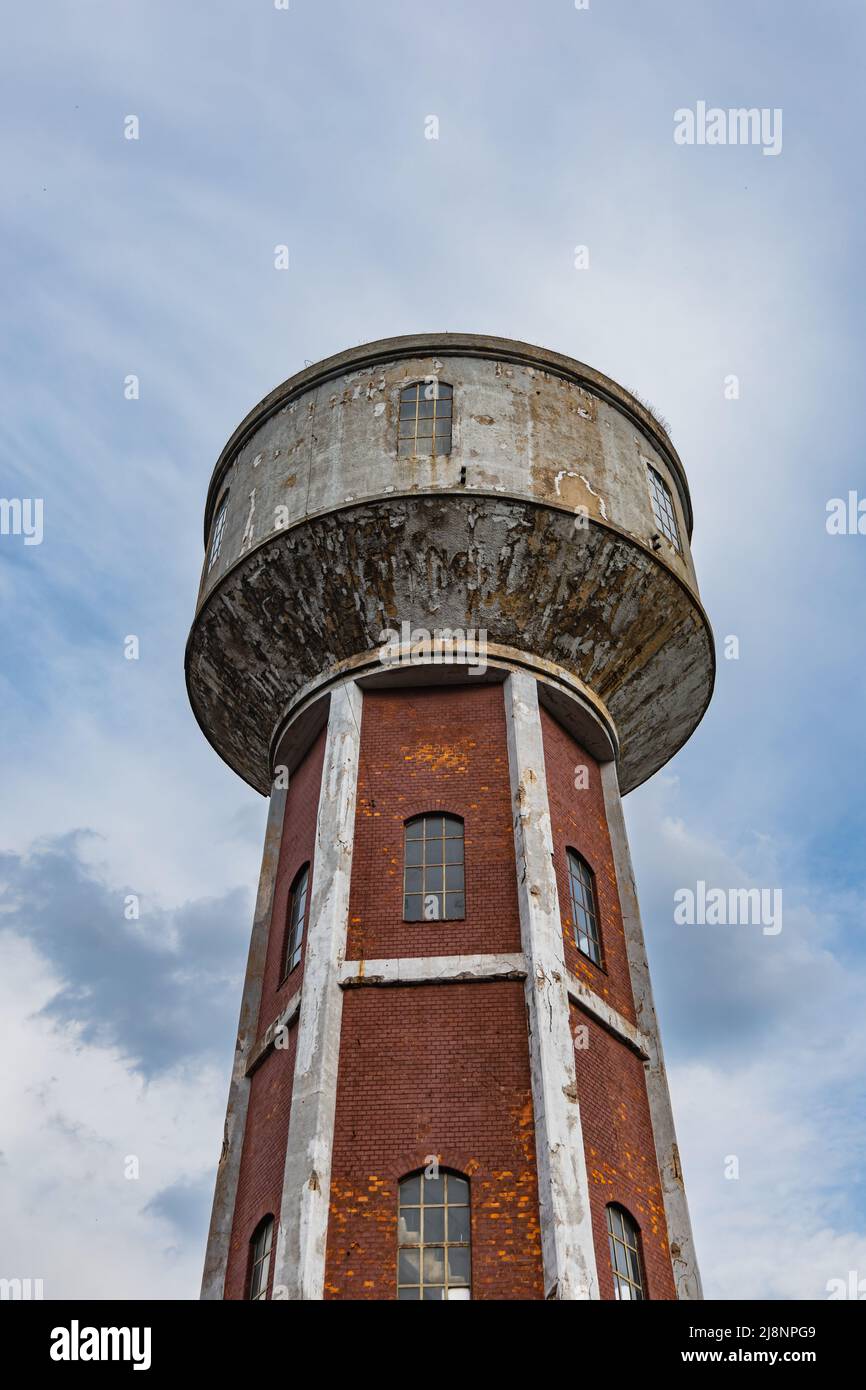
xmin=397 ymin=1170 xmax=471 ymax=1300
xmin=403 ymin=814 xmax=464 ymax=921
xmin=208 ymin=492 xmax=229 ymax=570
xmin=606 ymin=1205 xmax=645 ymax=1300
xmin=282 ymin=864 xmax=310 ymax=978
xmin=646 ymin=463 xmax=680 ymax=551
xmin=397 ymin=381 xmax=453 ymax=458
xmin=248 ymin=1215 xmax=275 ymax=1300
xmin=567 ymin=849 xmax=603 ymax=967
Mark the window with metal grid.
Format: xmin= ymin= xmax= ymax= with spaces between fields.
xmin=282 ymin=863 xmax=309 ymax=977
xmin=607 ymin=1205 xmax=646 ymax=1300
xmin=397 ymin=1170 xmax=471 ymax=1300
xmin=646 ymin=464 xmax=680 ymax=551
xmin=397 ymin=381 xmax=453 ymax=457
xmin=208 ymin=493 xmax=229 ymax=569
xmin=567 ymin=849 xmax=603 ymax=967
xmin=248 ymin=1215 xmax=274 ymax=1300
xmin=403 ymin=814 xmax=464 ymax=921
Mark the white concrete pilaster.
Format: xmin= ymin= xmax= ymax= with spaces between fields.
xmin=200 ymin=785 xmax=288 ymax=1300
xmin=600 ymin=758 xmax=703 ymax=1300
xmin=503 ymin=673 xmax=599 ymax=1301
xmin=273 ymin=681 xmax=363 ymax=1300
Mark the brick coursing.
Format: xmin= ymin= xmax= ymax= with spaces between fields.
xmin=346 ymin=685 xmax=522 ymax=961
xmin=325 ymin=982 xmax=543 ymax=1300
xmin=224 ymin=684 xmax=675 ymax=1300
xmin=224 ymin=1027 xmax=297 ymax=1301
xmin=255 ymin=726 xmax=326 ymax=1042
xmin=572 ymin=1006 xmax=676 ymax=1300
xmin=223 ymin=730 xmax=324 ymax=1299
xmin=541 ymin=707 xmax=637 ymax=1026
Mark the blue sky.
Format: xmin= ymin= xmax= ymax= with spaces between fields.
xmin=1 ymin=0 xmax=864 ymax=1299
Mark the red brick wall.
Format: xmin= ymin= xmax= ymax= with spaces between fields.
xmin=256 ymin=726 xmax=326 ymax=1042
xmin=325 ymin=981 xmax=543 ymax=1299
xmin=541 ymin=707 xmax=636 ymax=1025
xmin=346 ymin=684 xmax=521 ymax=960
xmin=224 ymin=729 xmax=325 ymax=1299
xmin=223 ymin=684 xmax=675 ymax=1302
xmin=224 ymin=1024 xmax=298 ymax=1300
xmin=571 ymin=1006 xmax=676 ymax=1300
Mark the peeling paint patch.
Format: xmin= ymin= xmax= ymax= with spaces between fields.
xmin=579 ymin=475 xmax=608 ymax=521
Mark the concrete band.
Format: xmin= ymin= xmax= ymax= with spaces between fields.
xmin=272 ymin=681 xmax=363 ymax=1301
xmin=503 ymin=671 xmax=600 ymax=1301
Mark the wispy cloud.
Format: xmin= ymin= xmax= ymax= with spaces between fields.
xmin=0 ymin=833 xmax=248 ymax=1077
xmin=1 ymin=0 xmax=864 ymax=1299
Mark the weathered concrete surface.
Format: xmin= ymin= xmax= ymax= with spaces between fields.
xmin=337 ymin=952 xmax=527 ymax=988
xmin=186 ymin=494 xmax=713 ymax=798
xmin=198 ymin=335 xmax=697 ymax=605
xmin=600 ymin=758 xmax=703 ymax=1299
xmin=504 ymin=672 xmax=599 ymax=1301
xmin=565 ymin=971 xmax=652 ymax=1062
xmin=272 ymin=682 xmax=362 ymax=1301
xmin=200 ymin=785 xmax=287 ymax=1300
xmin=244 ymin=985 xmax=303 ymax=1077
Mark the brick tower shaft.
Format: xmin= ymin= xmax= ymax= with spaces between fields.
xmin=188 ymin=335 xmax=714 ymax=1301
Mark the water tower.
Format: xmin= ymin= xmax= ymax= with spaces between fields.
xmin=189 ymin=334 xmax=713 ymax=1301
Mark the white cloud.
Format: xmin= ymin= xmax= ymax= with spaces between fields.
xmin=627 ymin=776 xmax=866 ymax=1299
xmin=0 ymin=933 xmax=222 ymax=1299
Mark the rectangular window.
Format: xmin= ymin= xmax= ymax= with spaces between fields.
xmin=403 ymin=814 xmax=464 ymax=921
xmin=248 ymin=1217 xmax=274 ymax=1301
xmin=398 ymin=382 xmax=453 ymax=458
xmin=283 ymin=865 xmax=309 ymax=977
xmin=398 ymin=1171 xmax=471 ymax=1300
xmin=646 ymin=464 xmax=680 ymax=551
xmin=208 ymin=498 xmax=229 ymax=569
xmin=567 ymin=850 xmax=603 ymax=967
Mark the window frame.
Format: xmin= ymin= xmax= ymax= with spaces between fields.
xmin=281 ymin=862 xmax=310 ymax=981
xmin=397 ymin=1169 xmax=472 ymax=1301
xmin=248 ymin=1214 xmax=275 ymax=1301
xmin=566 ymin=848 xmax=604 ymax=968
xmin=397 ymin=380 xmax=454 ymax=459
xmin=402 ymin=813 xmax=465 ymax=923
xmin=606 ymin=1204 xmax=646 ymax=1301
xmin=208 ymin=492 xmax=230 ymax=570
xmin=645 ymin=463 xmax=681 ymax=552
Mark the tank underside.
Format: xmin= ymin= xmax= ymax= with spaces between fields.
xmin=185 ymin=492 xmax=714 ymax=795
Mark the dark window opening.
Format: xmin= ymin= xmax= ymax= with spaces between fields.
xmin=398 ymin=381 xmax=453 ymax=458
xmin=397 ymin=1170 xmax=471 ymax=1300
xmin=248 ymin=1215 xmax=274 ymax=1301
xmin=282 ymin=863 xmax=310 ymax=977
xmin=567 ymin=849 xmax=603 ymax=967
xmin=646 ymin=464 xmax=680 ymax=551
xmin=403 ymin=814 xmax=464 ymax=921
xmin=607 ymin=1205 xmax=646 ymax=1300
